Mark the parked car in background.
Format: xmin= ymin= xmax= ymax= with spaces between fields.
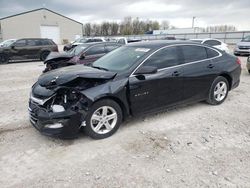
xmin=0 ymin=39 xmax=16 ymax=47
xmin=247 ymin=56 xmax=250 ymax=74
xmin=63 ymin=37 xmax=106 ymax=51
xmin=0 ymin=38 xmax=58 ymax=64
xmin=234 ymin=35 xmax=250 ymax=56
xmin=190 ymin=38 xmax=230 ymax=53
xmin=116 ymin=37 xmax=141 ymax=45
xmin=44 ymin=42 xmax=121 ymax=72
xmin=29 ymin=41 xmax=241 ymax=139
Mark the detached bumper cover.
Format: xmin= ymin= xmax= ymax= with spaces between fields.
xmin=29 ymin=100 xmax=83 ymax=138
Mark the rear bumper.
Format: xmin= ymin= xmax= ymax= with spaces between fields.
xmin=29 ymin=100 xmax=83 ymax=139
xmin=230 ymin=65 xmax=241 ymax=90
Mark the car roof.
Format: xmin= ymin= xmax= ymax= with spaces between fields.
xmin=17 ymin=38 xmax=51 ymax=40
xmin=78 ymin=42 xmax=121 ymax=47
xmin=126 ymin=40 xmax=204 ymax=49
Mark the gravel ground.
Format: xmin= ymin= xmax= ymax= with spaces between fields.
xmin=0 ymin=55 xmax=250 ymax=187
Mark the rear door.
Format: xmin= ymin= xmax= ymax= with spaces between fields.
xmin=179 ymin=45 xmax=220 ymax=102
xmin=26 ymin=39 xmax=41 ymax=59
xmin=129 ymin=46 xmax=184 ymax=115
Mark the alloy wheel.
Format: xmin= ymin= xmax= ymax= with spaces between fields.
xmin=214 ymin=81 xmax=227 ymax=102
xmin=90 ymin=106 xmax=118 ymax=134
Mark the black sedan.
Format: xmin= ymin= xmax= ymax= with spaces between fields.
xmin=29 ymin=41 xmax=241 ymax=139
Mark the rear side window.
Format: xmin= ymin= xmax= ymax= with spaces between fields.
xmin=86 ymin=45 xmax=106 ymax=55
xmin=180 ymin=45 xmax=207 ymax=63
xmin=143 ymin=46 xmax=181 ymax=69
xmin=204 ymin=40 xmax=221 ymax=46
xmin=206 ymin=47 xmax=220 ymax=58
xmin=118 ymin=39 xmax=126 ymax=44
xmin=41 ymin=39 xmax=54 ymax=45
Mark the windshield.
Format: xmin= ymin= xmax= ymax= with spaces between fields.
xmin=92 ymin=46 xmax=151 ymax=72
xmin=69 ymin=44 xmax=89 ymax=56
xmin=242 ymin=35 xmax=250 ymax=42
xmin=0 ymin=39 xmax=16 ymax=47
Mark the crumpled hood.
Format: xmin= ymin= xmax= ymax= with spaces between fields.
xmin=236 ymin=41 xmax=250 ymax=47
xmin=44 ymin=52 xmax=74 ymax=63
xmin=38 ymin=65 xmax=116 ymax=87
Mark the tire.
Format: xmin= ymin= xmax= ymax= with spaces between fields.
xmin=0 ymin=53 xmax=9 ymax=64
xmin=84 ymin=99 xmax=122 ymax=139
xmin=206 ymin=76 xmax=229 ymax=105
xmin=40 ymin=51 xmax=50 ymax=61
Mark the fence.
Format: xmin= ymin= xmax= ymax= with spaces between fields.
xmin=108 ymin=31 xmax=250 ymax=44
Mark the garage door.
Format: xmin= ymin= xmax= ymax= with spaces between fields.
xmin=40 ymin=25 xmax=60 ymax=44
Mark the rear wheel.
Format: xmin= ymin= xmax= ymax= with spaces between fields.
xmin=0 ymin=53 xmax=9 ymax=64
xmin=206 ymin=76 xmax=229 ymax=105
xmin=84 ymin=99 xmax=122 ymax=139
xmin=40 ymin=51 xmax=50 ymax=61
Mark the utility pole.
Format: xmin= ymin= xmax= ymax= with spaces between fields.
xmin=192 ymin=16 xmax=196 ymax=28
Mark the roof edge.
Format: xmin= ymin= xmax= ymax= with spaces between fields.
xmin=0 ymin=8 xmax=83 ymax=25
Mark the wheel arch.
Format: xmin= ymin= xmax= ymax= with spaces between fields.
xmin=219 ymin=73 xmax=232 ymax=90
xmin=92 ymin=95 xmax=130 ymax=121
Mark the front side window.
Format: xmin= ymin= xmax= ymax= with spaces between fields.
xmin=27 ymin=40 xmax=37 ymax=46
xmin=204 ymin=40 xmax=221 ymax=46
xmin=14 ymin=40 xmax=26 ymax=47
xmin=180 ymin=45 xmax=207 ymax=63
xmin=85 ymin=45 xmax=105 ymax=55
xmin=143 ymin=46 xmax=181 ymax=69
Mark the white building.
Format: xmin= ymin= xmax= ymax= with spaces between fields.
xmin=0 ymin=8 xmax=83 ymax=44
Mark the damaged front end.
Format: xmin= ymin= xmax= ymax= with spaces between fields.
xmin=29 ymin=65 xmax=116 ymax=138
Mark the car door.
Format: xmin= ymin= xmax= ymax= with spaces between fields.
xmin=179 ymin=45 xmax=220 ymax=102
xmin=129 ymin=46 xmax=184 ymax=115
xmin=26 ymin=39 xmax=41 ymax=59
xmin=83 ymin=44 xmax=106 ymax=64
xmin=9 ymin=39 xmax=27 ymax=60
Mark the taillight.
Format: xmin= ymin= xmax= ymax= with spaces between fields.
xmin=236 ymin=58 xmax=241 ymax=66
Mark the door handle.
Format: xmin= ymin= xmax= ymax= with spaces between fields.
xmin=172 ymin=71 xmax=180 ymax=77
xmin=207 ymin=64 xmax=214 ymax=69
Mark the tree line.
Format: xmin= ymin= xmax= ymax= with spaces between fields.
xmin=83 ymin=17 xmax=237 ymax=36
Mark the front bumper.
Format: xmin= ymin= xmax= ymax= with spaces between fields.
xmin=234 ymin=48 xmax=250 ymax=55
xmin=28 ymin=100 xmax=83 ymax=139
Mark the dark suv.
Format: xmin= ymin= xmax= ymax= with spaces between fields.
xmin=0 ymin=38 xmax=58 ymax=64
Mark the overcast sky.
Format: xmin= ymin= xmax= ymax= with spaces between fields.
xmin=0 ymin=0 xmax=250 ymax=30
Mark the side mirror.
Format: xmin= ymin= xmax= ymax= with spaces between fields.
xmin=79 ymin=53 xmax=85 ymax=60
xmin=11 ymin=45 xmax=15 ymax=49
xmin=134 ymin=66 xmax=157 ymax=75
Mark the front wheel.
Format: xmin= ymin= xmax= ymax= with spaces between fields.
xmin=84 ymin=99 xmax=122 ymax=139
xmin=0 ymin=53 xmax=9 ymax=64
xmin=206 ymin=76 xmax=229 ymax=105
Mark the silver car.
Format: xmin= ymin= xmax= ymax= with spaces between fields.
xmin=247 ymin=56 xmax=250 ymax=74
xmin=234 ymin=35 xmax=250 ymax=56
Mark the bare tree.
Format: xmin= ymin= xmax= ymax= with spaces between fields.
xmin=161 ymin=20 xmax=170 ymax=30
xmin=84 ymin=23 xmax=92 ymax=36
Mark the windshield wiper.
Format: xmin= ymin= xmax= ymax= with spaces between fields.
xmin=92 ymin=65 xmax=109 ymax=71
